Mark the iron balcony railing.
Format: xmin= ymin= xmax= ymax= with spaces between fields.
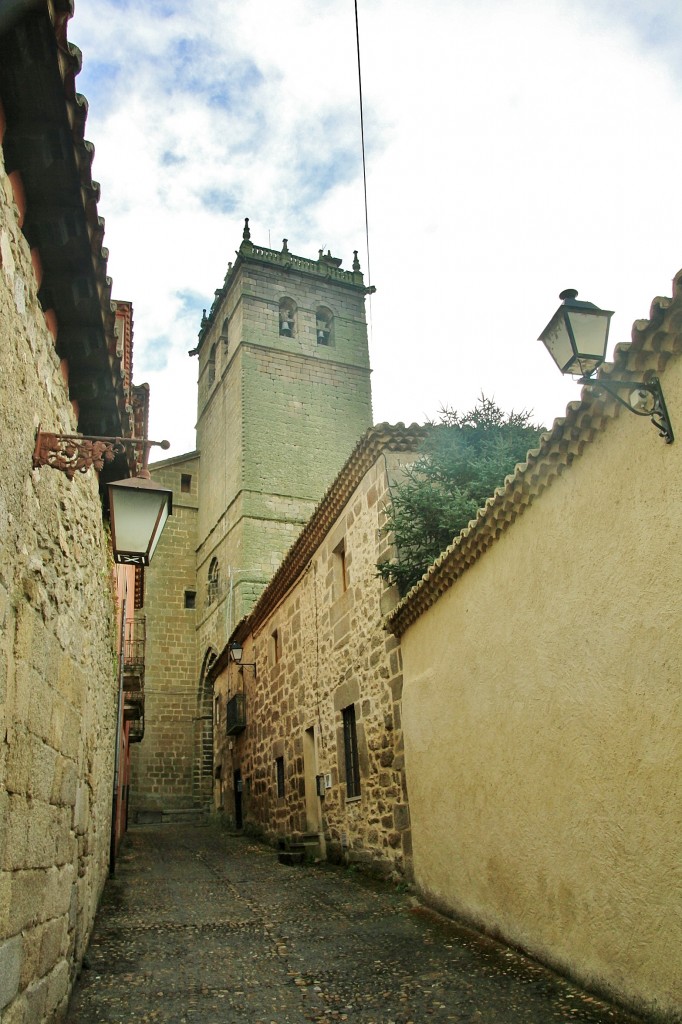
xmin=123 ymin=616 xmax=145 ymax=690
xmin=226 ymin=693 xmax=246 ymax=735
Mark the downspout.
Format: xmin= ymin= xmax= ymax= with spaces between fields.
xmin=109 ymin=568 xmax=127 ymax=876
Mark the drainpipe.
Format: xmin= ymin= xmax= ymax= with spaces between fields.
xmin=109 ymin=569 xmax=127 ymax=876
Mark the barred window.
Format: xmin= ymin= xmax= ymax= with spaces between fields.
xmin=342 ymin=704 xmax=360 ymax=798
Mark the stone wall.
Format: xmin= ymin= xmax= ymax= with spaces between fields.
xmin=0 ymin=139 xmax=118 ymax=1020
xmin=213 ymin=439 xmax=422 ymax=879
xmin=133 ymin=452 xmax=201 ymax=814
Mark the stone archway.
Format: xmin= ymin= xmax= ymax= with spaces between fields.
xmin=193 ymin=647 xmax=217 ymax=808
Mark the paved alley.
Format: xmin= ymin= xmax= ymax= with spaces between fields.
xmin=65 ymin=823 xmax=645 ymax=1024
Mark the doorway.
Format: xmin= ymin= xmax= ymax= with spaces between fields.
xmin=303 ymin=727 xmax=321 ymax=834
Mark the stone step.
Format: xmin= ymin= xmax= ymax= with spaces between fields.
xmin=278 ymin=850 xmax=305 ymax=866
xmin=134 ymin=808 xmax=206 ymax=825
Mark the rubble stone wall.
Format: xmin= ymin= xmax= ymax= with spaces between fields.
xmin=214 ymin=449 xmax=416 ymax=879
xmin=0 ymin=144 xmax=118 ymax=1020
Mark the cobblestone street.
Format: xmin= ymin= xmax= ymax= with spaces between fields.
xmin=65 ymin=823 xmax=645 ymax=1024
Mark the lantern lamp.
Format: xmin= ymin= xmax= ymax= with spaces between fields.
xmin=539 ymin=291 xmax=673 ymax=444
xmin=108 ymin=475 xmax=173 ymax=566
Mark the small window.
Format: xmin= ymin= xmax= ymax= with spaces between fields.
xmin=269 ymin=627 xmax=282 ymax=665
xmin=342 ymin=704 xmax=361 ymax=798
xmin=275 ymin=756 xmax=285 ymax=798
xmin=333 ymin=539 xmax=348 ymax=596
xmin=316 ymin=306 xmax=333 ymax=346
xmin=184 ymin=590 xmax=196 ymax=610
xmin=214 ymin=695 xmax=221 ymax=726
xmin=181 ymin=474 xmax=192 ymax=493
xmin=207 ymin=558 xmax=220 ymax=606
xmin=279 ymin=297 xmax=296 ymax=338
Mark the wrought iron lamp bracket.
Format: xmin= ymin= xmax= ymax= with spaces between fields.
xmin=579 ymin=375 xmax=674 ymax=445
xmin=33 ymin=429 xmax=170 ymax=479
xmin=237 ymin=662 xmax=257 ymax=679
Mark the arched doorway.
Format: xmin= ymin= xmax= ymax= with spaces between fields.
xmin=193 ymin=647 xmax=217 ymax=808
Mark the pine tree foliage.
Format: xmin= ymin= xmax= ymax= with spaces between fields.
xmin=378 ymin=397 xmax=545 ymax=596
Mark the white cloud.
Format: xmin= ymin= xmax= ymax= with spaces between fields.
xmin=71 ymin=0 xmax=682 ymax=451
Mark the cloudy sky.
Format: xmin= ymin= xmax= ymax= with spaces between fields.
xmin=70 ymin=0 xmax=682 ymax=456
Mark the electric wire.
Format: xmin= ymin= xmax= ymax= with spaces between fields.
xmin=354 ymin=0 xmax=372 ymax=302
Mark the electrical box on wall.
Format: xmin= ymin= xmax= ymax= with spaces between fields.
xmin=324 ymin=773 xmax=332 ymax=790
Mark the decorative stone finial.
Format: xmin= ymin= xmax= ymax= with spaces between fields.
xmin=318 ymin=249 xmax=324 ymax=261
xmin=352 ymin=250 xmax=361 ymax=271
xmin=201 ymin=308 xmax=207 ymax=326
xmin=282 ymin=239 xmax=289 ymax=253
xmin=243 ymin=218 xmax=251 ymax=241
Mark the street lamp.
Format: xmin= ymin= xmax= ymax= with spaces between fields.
xmin=228 ymin=641 xmax=244 ymax=664
xmin=539 ymin=290 xmax=674 ymax=444
xmin=108 ymin=476 xmax=172 ymax=566
xmin=33 ymin=428 xmax=174 ymax=560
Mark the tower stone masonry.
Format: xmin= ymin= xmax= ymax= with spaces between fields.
xmin=135 ymin=224 xmax=374 ymax=814
xmin=194 ymin=221 xmax=374 ymax=634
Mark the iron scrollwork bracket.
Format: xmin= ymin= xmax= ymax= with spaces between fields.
xmin=33 ymin=429 xmax=170 ymax=480
xmin=580 ymin=375 xmax=674 ymax=445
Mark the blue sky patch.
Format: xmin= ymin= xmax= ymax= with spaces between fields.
xmin=199 ymin=188 xmax=237 ymax=214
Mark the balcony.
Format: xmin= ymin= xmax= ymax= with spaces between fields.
xmin=124 ymin=691 xmax=144 ymax=723
xmin=129 ymin=716 xmax=145 ymax=744
xmin=123 ymin=616 xmax=145 ymax=691
xmin=226 ymin=693 xmax=246 ymax=736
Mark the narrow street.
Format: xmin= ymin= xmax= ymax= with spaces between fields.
xmin=66 ymin=823 xmax=645 ymax=1024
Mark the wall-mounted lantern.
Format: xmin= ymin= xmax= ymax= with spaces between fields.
xmin=229 ymin=641 xmax=256 ymax=676
xmin=539 ymin=290 xmax=674 ymax=444
xmin=32 ymin=429 xmax=173 ymax=562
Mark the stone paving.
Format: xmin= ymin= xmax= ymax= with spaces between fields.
xmin=65 ymin=823 xmax=646 ymax=1024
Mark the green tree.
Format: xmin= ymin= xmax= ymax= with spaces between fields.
xmin=378 ymin=396 xmax=544 ymax=595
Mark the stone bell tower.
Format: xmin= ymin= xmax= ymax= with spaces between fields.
xmin=192 ymin=219 xmax=373 ymax=641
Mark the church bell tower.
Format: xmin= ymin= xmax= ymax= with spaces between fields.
xmin=192 ymin=219 xmax=373 ymax=633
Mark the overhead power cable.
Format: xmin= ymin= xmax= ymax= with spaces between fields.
xmin=354 ymin=0 xmax=372 ymax=293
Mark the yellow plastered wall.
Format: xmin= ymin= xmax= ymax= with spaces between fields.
xmin=400 ymin=357 xmax=682 ymax=1021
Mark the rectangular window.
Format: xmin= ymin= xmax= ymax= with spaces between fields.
xmin=214 ymin=695 xmax=220 ymax=726
xmin=275 ymin=756 xmax=285 ymax=798
xmin=184 ymin=590 xmax=196 ymax=609
xmin=342 ymin=704 xmax=361 ymax=798
xmin=181 ymin=474 xmax=192 ymax=493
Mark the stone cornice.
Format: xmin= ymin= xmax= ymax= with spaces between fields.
xmin=387 ymin=270 xmax=682 ymax=638
xmin=195 ymin=230 xmax=370 ymax=353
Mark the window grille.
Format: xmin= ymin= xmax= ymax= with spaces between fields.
xmin=342 ymin=704 xmax=361 ymax=798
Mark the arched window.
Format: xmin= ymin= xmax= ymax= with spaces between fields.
xmin=279 ymin=297 xmax=296 ymax=338
xmin=207 ymin=343 xmax=217 ymax=387
xmin=316 ymin=306 xmax=333 ymax=346
xmin=220 ymin=317 xmax=229 ymax=356
xmin=207 ymin=557 xmax=220 ymax=605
